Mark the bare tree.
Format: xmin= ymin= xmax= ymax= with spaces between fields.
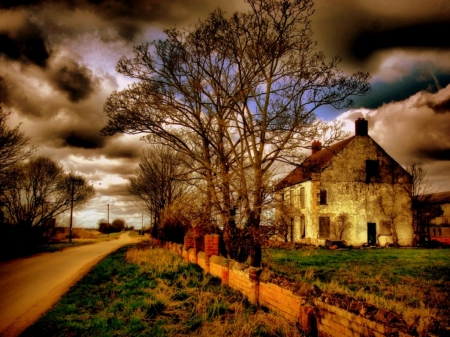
xmin=0 ymin=107 xmax=34 ymax=193
xmin=101 ymin=0 xmax=370 ymax=266
xmin=0 ymin=156 xmax=95 ymax=244
xmin=332 ymin=213 xmax=351 ymax=240
xmin=0 ymin=107 xmax=34 ymax=171
xmin=406 ymin=163 xmax=442 ymax=245
xmin=128 ymin=145 xmax=189 ymax=237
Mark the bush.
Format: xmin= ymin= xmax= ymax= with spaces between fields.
xmin=98 ymin=222 xmax=121 ymax=234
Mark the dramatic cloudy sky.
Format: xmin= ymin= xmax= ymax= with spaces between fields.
xmin=1 ymin=0 xmax=450 ymax=228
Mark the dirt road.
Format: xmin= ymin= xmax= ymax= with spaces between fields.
xmin=0 ymin=232 xmax=142 ymax=337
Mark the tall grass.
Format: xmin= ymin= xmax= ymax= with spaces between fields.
xmin=21 ymin=242 xmax=302 ymax=337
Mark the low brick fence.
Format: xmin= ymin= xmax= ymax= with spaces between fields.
xmin=154 ymin=234 xmax=444 ymax=337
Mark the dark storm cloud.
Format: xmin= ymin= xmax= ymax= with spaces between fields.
xmin=2 ymin=0 xmax=245 ymax=43
xmin=0 ymin=0 xmax=42 ymax=8
xmin=351 ymin=21 xmax=450 ymax=61
xmin=424 ymin=97 xmax=450 ymax=114
xmin=415 ymin=148 xmax=450 ymax=161
xmin=351 ymin=67 xmax=450 ymax=109
xmin=64 ymin=130 xmax=105 ymax=149
xmin=102 ymin=135 xmax=144 ymax=160
xmin=311 ymin=0 xmax=450 ymax=75
xmin=0 ymin=76 xmax=10 ymax=104
xmin=49 ymin=58 xmax=98 ymax=102
xmin=0 ymin=18 xmax=50 ymax=67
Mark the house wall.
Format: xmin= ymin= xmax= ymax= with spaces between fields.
xmin=283 ymin=180 xmax=314 ymax=242
xmin=280 ymin=136 xmax=414 ymax=246
xmin=430 ymin=203 xmax=450 ymax=239
xmin=431 ymin=203 xmax=450 ymax=225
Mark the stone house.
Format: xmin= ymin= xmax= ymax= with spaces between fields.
xmin=275 ymin=118 xmax=414 ymax=247
xmin=428 ymin=191 xmax=450 ymax=243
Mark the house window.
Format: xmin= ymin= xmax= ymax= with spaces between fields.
xmin=317 ymin=189 xmax=327 ymax=205
xmin=432 ymin=228 xmax=436 ymax=237
xmin=290 ymin=190 xmax=294 ymax=206
xmin=366 ymin=160 xmax=380 ymax=183
xmin=444 ymin=217 xmax=449 ymax=225
xmin=319 ymin=216 xmax=330 ymax=238
xmin=300 ymin=187 xmax=305 ymax=208
xmin=290 ymin=217 xmax=294 ymax=242
xmin=301 ymin=215 xmax=306 ymax=238
xmin=438 ymin=228 xmax=442 ymax=237
xmin=281 ymin=193 xmax=284 ymax=202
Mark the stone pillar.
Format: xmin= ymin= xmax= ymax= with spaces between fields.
xmin=221 ymin=259 xmax=229 ymax=285
xmin=184 ymin=236 xmax=195 ymax=262
xmin=298 ymin=305 xmax=317 ymax=336
xmin=192 ymin=227 xmax=204 ymax=264
xmin=204 ymin=234 xmax=220 ymax=273
xmin=248 ymin=267 xmax=261 ymax=305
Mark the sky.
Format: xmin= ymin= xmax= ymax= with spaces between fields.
xmin=1 ymin=0 xmax=450 ymax=229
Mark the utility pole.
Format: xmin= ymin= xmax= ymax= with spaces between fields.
xmin=69 ymin=177 xmax=74 ymax=243
xmin=107 ymin=203 xmax=110 ymax=237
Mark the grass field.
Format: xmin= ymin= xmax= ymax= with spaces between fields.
xmin=263 ymin=247 xmax=450 ymax=325
xmin=21 ymin=242 xmax=302 ymax=337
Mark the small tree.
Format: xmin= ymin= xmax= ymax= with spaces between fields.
xmin=128 ymin=145 xmax=189 ymax=237
xmin=112 ymin=218 xmax=126 ymax=232
xmin=333 ymin=213 xmax=351 ymax=240
xmin=270 ymin=198 xmax=298 ymax=243
xmin=406 ymin=163 xmax=442 ymax=244
xmin=98 ymin=218 xmax=110 ymax=234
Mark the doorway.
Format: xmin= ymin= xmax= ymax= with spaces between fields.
xmin=367 ymin=223 xmax=376 ymax=246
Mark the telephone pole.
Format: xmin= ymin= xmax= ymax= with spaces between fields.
xmin=107 ymin=203 xmax=110 ymax=237
xmin=69 ymin=178 xmax=75 ymax=243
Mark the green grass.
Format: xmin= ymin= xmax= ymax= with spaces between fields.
xmin=263 ymin=247 xmax=450 ymax=324
xmin=21 ymin=243 xmax=302 ymax=337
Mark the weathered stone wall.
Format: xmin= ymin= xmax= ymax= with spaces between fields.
xmin=149 ymin=235 xmax=435 ymax=337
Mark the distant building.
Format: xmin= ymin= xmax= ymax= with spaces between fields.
xmin=275 ymin=118 xmax=414 ymax=247
xmin=428 ymin=191 xmax=450 ymax=243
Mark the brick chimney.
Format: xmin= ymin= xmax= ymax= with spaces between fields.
xmin=355 ymin=118 xmax=368 ymax=136
xmin=311 ymin=140 xmax=322 ymax=155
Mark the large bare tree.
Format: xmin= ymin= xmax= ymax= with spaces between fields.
xmin=102 ymin=0 xmax=370 ymax=266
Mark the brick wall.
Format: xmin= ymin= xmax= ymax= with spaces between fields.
xmin=150 ymin=234 xmax=442 ymax=337
xmin=197 ymin=251 xmax=206 ymax=270
xmin=209 ymin=255 xmax=225 ymax=279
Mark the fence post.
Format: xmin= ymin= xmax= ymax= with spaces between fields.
xmin=221 ymin=259 xmax=229 ymax=285
xmin=248 ymin=267 xmax=261 ymax=305
xmin=204 ymin=234 xmax=220 ymax=273
xmin=183 ymin=235 xmax=194 ymax=262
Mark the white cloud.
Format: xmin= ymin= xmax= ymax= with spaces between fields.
xmin=337 ymin=85 xmax=450 ymax=192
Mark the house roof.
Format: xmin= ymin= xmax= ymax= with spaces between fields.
xmin=427 ymin=191 xmax=450 ymax=204
xmin=275 ymin=136 xmax=356 ymax=190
